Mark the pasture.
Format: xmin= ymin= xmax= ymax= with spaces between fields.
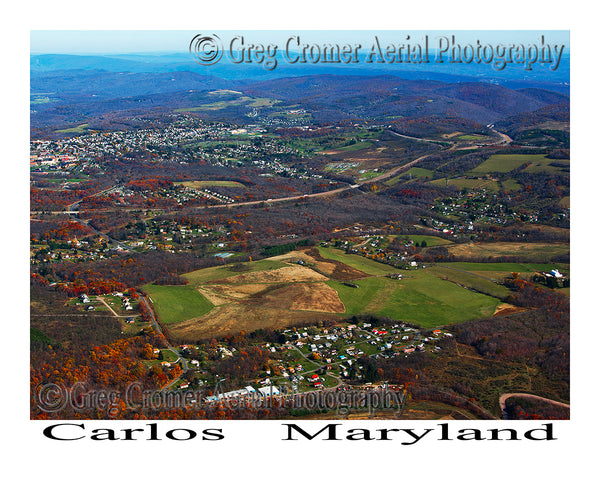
xmin=149 ymin=247 xmax=560 ymax=340
xmin=471 ymin=154 xmax=568 ymax=174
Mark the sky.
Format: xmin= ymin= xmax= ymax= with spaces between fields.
xmin=30 ymin=30 xmax=570 ymax=55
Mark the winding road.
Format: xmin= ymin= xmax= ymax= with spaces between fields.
xmin=499 ymin=393 xmax=570 ymax=419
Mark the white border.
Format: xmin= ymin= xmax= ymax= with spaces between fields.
xmin=5 ymin=0 xmax=597 ymax=477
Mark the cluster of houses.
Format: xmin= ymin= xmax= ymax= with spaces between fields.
xmin=113 ymin=291 xmax=134 ymax=311
xmin=79 ymin=294 xmax=95 ymax=311
xmin=534 ymin=268 xmax=569 ymax=288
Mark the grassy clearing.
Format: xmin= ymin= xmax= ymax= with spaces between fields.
xmin=456 ymin=134 xmax=489 ymax=141
xmin=558 ymin=196 xmax=570 ymax=208
xmin=31 ymin=96 xmax=53 ymax=104
xmin=174 ymin=97 xmax=277 ymax=112
xmin=385 ymin=167 xmax=434 ymax=186
xmin=393 ymin=234 xmax=453 ymax=247
xmin=55 ymin=124 xmax=89 ymax=133
xmin=142 ymin=284 xmax=213 ymax=325
xmin=317 ymin=247 xmax=400 ymax=276
xmin=337 ymin=141 xmax=374 ymax=152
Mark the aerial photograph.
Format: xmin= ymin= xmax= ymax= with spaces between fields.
xmin=29 ymin=29 xmax=571 ymax=423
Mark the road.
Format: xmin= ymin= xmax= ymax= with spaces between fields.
xmin=31 ymin=128 xmax=515 ymax=217
xmin=66 ymin=185 xmax=119 ymax=211
xmin=499 ymin=393 xmax=570 ymax=419
xmin=489 ymin=127 xmax=513 ymax=146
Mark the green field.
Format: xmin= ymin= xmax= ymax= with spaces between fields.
xmin=317 ymin=247 xmax=399 ymax=276
xmin=436 ymin=261 xmax=569 ymax=282
xmin=183 ymin=259 xmax=288 ymax=285
xmin=429 ymin=177 xmax=500 ymax=192
xmin=471 ymin=154 xmax=567 ymax=174
xmin=142 ymin=284 xmax=213 ymax=324
xmin=426 ymin=265 xmax=512 ymax=299
xmin=456 ymin=134 xmax=489 ymax=141
xmin=31 ymin=95 xmax=53 ymax=105
xmin=154 ymin=248 xmax=561 ymax=335
xmin=56 ymin=124 xmax=89 ymax=133
xmin=328 ymin=268 xmax=500 ymax=328
xmin=337 ymin=141 xmax=374 ymax=152
xmin=437 ymin=262 xmax=568 ymax=273
xmin=500 ymin=178 xmax=522 ymax=192
xmin=174 ymin=96 xmax=278 ymax=112
xmin=396 ymin=235 xmax=454 ymax=247
xmin=385 ymin=168 xmax=434 ymax=186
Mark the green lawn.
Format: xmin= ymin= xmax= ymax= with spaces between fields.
xmin=142 ymin=284 xmax=213 ymax=324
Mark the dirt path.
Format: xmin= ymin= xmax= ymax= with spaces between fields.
xmin=96 ymin=296 xmax=121 ymax=317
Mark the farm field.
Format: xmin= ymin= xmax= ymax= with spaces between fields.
xmin=153 ymin=247 xmax=506 ymax=340
xmin=55 ymin=123 xmax=88 ymax=133
xmin=328 ymin=268 xmax=500 ymax=328
xmin=471 ymin=153 xmax=568 ymax=174
xmin=435 ymin=261 xmax=569 ymax=282
xmin=426 ymin=265 xmax=513 ymax=299
xmin=183 ymin=259 xmax=288 ymax=285
xmin=429 ymin=177 xmax=501 ymax=192
xmin=142 ymin=284 xmax=213 ymax=325
xmin=444 ymin=241 xmax=569 ymax=262
xmin=317 ymin=246 xmax=399 ymax=275
xmin=392 ymin=234 xmax=454 ymax=247
xmin=385 ymin=167 xmax=434 ymax=186
xmin=173 ymin=96 xmax=278 ymax=112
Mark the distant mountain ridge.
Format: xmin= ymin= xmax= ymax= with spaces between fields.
xmin=30 ymin=58 xmax=570 ymax=134
xmin=30 ymin=53 xmax=570 ymax=93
